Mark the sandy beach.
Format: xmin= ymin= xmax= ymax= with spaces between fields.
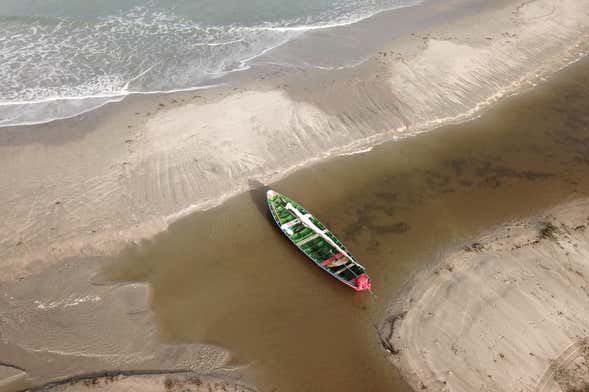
xmin=1 ymin=0 xmax=589 ymax=391
xmin=383 ymin=199 xmax=589 ymax=392
xmin=1 ymin=0 xmax=587 ymax=278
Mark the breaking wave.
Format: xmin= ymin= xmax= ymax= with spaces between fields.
xmin=0 ymin=0 xmax=421 ymax=127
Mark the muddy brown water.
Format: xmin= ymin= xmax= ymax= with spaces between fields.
xmin=107 ymin=58 xmax=589 ymax=391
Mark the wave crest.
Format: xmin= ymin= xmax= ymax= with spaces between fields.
xmin=0 ymin=0 xmax=421 ymax=127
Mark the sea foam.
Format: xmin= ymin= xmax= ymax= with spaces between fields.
xmin=0 ymin=0 xmax=421 ymax=127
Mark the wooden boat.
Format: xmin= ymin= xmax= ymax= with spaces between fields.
xmin=266 ymin=189 xmax=371 ymax=291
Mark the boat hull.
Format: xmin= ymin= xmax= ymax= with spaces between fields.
xmin=266 ymin=189 xmax=371 ymax=291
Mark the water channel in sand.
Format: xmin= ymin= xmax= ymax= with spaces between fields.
xmin=106 ymin=58 xmax=589 ymax=391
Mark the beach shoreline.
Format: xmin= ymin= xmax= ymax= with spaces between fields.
xmin=0 ymin=254 xmax=241 ymax=390
xmin=0 ymin=0 xmax=495 ymax=129
xmin=0 ymin=0 xmax=431 ymax=129
xmin=0 ymin=0 xmax=588 ymax=279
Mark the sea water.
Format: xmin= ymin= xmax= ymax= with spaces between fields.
xmin=0 ymin=0 xmax=420 ymax=126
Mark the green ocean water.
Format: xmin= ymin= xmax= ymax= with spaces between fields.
xmin=3 ymin=0 xmax=418 ymax=24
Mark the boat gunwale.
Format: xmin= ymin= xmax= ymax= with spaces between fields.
xmin=266 ymin=190 xmax=367 ymax=290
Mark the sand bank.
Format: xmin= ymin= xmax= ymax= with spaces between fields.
xmin=0 ymin=0 xmax=587 ymax=278
xmin=0 ymin=257 xmax=244 ymax=391
xmin=383 ymin=198 xmax=589 ymax=391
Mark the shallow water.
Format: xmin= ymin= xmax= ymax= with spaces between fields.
xmin=107 ymin=58 xmax=589 ymax=391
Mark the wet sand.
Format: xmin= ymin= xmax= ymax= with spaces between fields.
xmin=1 ymin=0 xmax=587 ymax=276
xmin=384 ymin=199 xmax=589 ymax=392
xmin=26 ymin=372 xmax=255 ymax=392
xmin=104 ymin=57 xmax=589 ymax=391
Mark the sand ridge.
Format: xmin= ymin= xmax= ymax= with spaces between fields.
xmin=0 ymin=0 xmax=588 ymax=279
xmin=0 ymin=257 xmax=238 ymax=390
xmin=383 ymin=198 xmax=589 ymax=391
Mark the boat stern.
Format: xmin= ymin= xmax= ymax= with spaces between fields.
xmin=353 ymin=274 xmax=371 ymax=292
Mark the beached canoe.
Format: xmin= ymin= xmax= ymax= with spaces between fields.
xmin=266 ymin=189 xmax=371 ymax=292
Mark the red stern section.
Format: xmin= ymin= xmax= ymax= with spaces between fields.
xmin=353 ymin=274 xmax=371 ymax=291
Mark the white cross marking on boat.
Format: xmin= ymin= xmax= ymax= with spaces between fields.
xmin=280 ymin=216 xmax=306 ymax=235
xmin=285 ymin=203 xmax=365 ymax=269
